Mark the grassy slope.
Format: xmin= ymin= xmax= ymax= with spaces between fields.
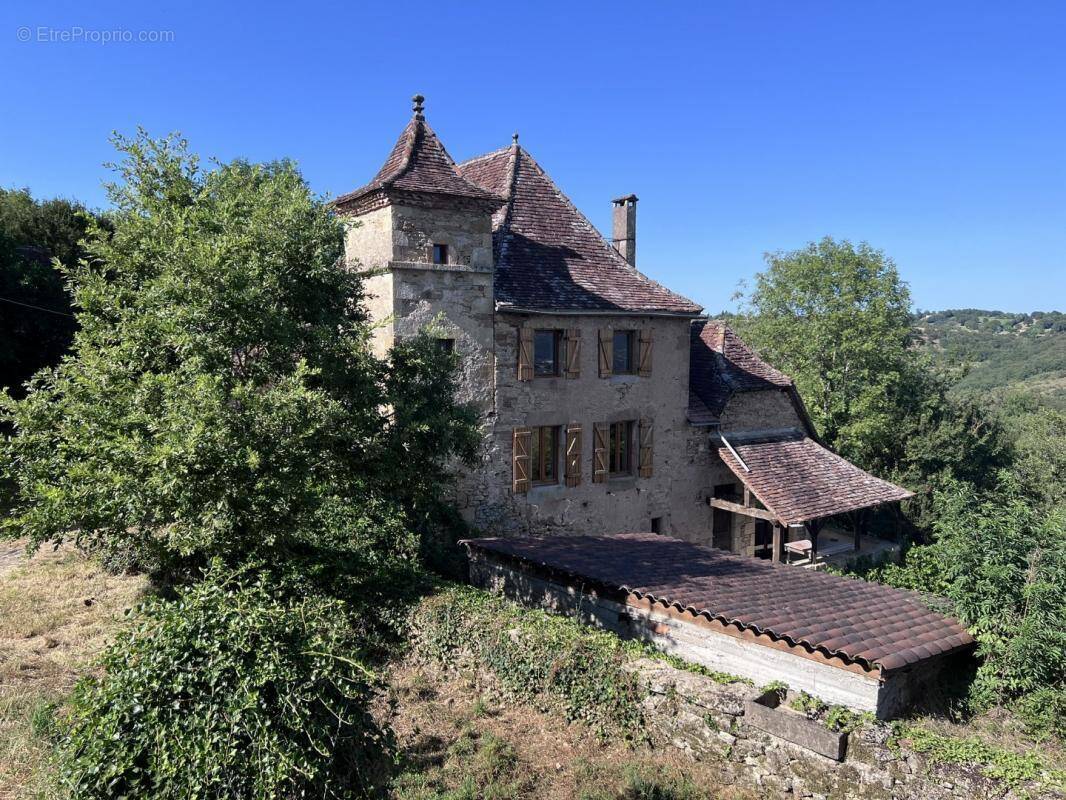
xmin=0 ymin=543 xmax=147 ymax=799
xmin=0 ymin=548 xmax=745 ymax=800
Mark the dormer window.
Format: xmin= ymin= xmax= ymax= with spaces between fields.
xmin=432 ymin=243 xmax=448 ymax=264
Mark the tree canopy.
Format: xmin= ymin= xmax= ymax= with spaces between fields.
xmin=733 ymin=237 xmax=913 ymax=466
xmin=0 ymin=132 xmax=477 ymax=578
xmin=0 ymin=188 xmax=98 ymax=398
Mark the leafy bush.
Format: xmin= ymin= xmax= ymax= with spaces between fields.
xmin=58 ymin=565 xmax=390 ymax=799
xmin=412 ymin=586 xmax=646 ymax=738
xmin=858 ymin=478 xmax=1066 ymax=738
xmin=897 ymin=724 xmax=1066 ymax=792
xmin=1 ymin=132 xmax=477 ymax=581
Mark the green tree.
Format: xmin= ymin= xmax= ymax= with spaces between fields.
xmin=870 ymin=477 xmax=1066 ymax=738
xmin=0 ymin=188 xmax=98 ymax=397
xmin=0 ymin=132 xmax=477 ymax=578
xmin=733 ymin=238 xmax=913 ymax=466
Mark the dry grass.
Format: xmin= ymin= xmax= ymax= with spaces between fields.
xmin=0 ymin=540 xmax=147 ymax=800
xmin=382 ymin=660 xmax=759 ymax=800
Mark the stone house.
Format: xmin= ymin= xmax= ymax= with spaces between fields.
xmin=336 ymin=96 xmax=912 ymax=564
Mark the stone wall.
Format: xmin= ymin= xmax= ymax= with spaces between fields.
xmin=459 ymin=311 xmax=715 ymax=539
xmin=720 ymin=388 xmax=804 ymax=433
xmin=632 ymin=658 xmax=1053 ymax=800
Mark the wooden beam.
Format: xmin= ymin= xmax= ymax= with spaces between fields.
xmin=708 ymin=497 xmax=778 ymax=523
xmin=772 ymin=524 xmax=783 ymax=563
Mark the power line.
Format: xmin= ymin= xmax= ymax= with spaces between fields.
xmin=0 ymin=295 xmax=76 ymax=318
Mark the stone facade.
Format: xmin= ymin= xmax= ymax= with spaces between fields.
xmin=341 ymin=191 xmax=754 ymax=544
xmin=465 ymin=311 xmax=713 ymax=537
xmin=341 ymin=194 xmax=811 ymax=547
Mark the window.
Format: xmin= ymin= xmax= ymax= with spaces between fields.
xmin=531 ymin=426 xmax=559 ymax=484
xmin=608 ymin=420 xmax=633 ymax=475
xmin=533 ymin=329 xmax=561 ymax=376
xmin=650 ymin=516 xmax=663 ymax=534
xmin=431 ymin=243 xmax=448 ymax=264
xmin=434 ymin=338 xmax=455 ymax=354
xmin=613 ymin=330 xmax=635 ymax=374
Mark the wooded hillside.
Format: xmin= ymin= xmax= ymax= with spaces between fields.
xmin=915 ymin=309 xmax=1066 ymax=407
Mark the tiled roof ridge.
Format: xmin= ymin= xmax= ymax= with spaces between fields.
xmin=497 ymin=144 xmax=521 ymax=269
xmin=716 ymin=435 xmax=914 ymax=525
xmin=511 ymin=146 xmax=694 ymax=301
xmin=337 ymin=112 xmax=503 ymax=207
xmin=464 ymin=533 xmax=975 ymax=675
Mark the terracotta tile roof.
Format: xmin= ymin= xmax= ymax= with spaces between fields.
xmin=689 ymin=320 xmax=794 ymax=420
xmin=465 ymin=533 xmax=974 ymax=674
xmin=717 ymin=433 xmax=914 ymax=525
xmin=335 ymin=112 xmax=504 ymax=209
xmin=457 ymin=145 xmax=703 ymax=315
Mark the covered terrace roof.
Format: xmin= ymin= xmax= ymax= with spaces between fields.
xmin=717 ymin=432 xmax=914 ymax=526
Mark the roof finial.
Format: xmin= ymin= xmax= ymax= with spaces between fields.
xmin=412 ymin=94 xmax=425 ymax=118
xmin=512 ymin=132 xmax=519 ymax=145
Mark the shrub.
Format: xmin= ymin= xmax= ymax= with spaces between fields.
xmin=412 ymin=586 xmax=645 ymax=738
xmin=58 ymin=565 xmax=390 ymax=799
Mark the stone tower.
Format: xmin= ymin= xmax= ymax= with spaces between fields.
xmin=334 ymin=95 xmax=505 ymax=411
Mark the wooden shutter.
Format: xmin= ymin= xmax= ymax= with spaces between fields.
xmin=592 ymin=422 xmax=608 ymax=484
xmin=517 ymin=327 xmax=534 ymax=381
xmin=565 ymin=329 xmax=581 ymax=379
xmin=565 ymin=423 xmax=582 ymax=487
xmin=597 ymin=328 xmax=613 ymax=378
xmin=637 ymin=329 xmax=653 ymax=377
xmin=638 ymin=418 xmax=654 ymax=478
xmin=512 ymin=427 xmax=532 ymax=493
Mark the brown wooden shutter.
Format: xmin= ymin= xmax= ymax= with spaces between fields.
xmin=517 ymin=327 xmax=534 ymax=382
xmin=565 ymin=423 xmax=582 ymax=487
xmin=638 ymin=328 xmax=653 ymax=377
xmin=597 ymin=328 xmax=613 ymax=378
xmin=592 ymin=422 xmax=608 ymax=483
xmin=565 ymin=329 xmax=581 ymax=379
xmin=512 ymin=427 xmax=532 ymax=493
xmin=638 ymin=418 xmax=654 ymax=478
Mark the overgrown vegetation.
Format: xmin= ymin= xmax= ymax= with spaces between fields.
xmin=733 ymin=238 xmax=1066 ymax=744
xmin=413 ymin=586 xmax=647 ymax=738
xmin=0 ymin=132 xmax=478 ymax=796
xmin=894 ymin=723 xmax=1066 ymax=792
xmin=56 ymin=565 xmax=389 ymax=799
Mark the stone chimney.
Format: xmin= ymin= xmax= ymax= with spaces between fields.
xmin=611 ymin=194 xmax=638 ymax=266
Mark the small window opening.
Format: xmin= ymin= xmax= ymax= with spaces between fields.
xmin=650 ymin=517 xmax=663 ymax=534
xmin=431 ymin=243 xmax=449 ymax=264
xmin=435 ymin=338 xmax=455 ymax=354
xmin=609 ymin=420 xmax=634 ymax=475
xmin=613 ymin=330 xmax=635 ymax=374
xmin=533 ymin=329 xmax=562 ymax=376
xmin=531 ymin=425 xmax=559 ymax=485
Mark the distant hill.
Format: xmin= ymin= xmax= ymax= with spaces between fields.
xmin=915 ymin=309 xmax=1066 ymax=407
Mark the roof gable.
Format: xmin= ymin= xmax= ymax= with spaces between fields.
xmin=336 ymin=104 xmax=503 ymax=211
xmin=689 ymin=320 xmax=795 ymax=421
xmin=458 ymin=145 xmax=702 ymax=315
xmin=717 ymin=432 xmax=914 ymax=525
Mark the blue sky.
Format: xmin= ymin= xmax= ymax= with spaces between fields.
xmin=2 ymin=1 xmax=1063 ymax=313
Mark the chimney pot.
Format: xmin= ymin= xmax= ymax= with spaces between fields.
xmin=611 ymin=195 xmax=637 ymax=266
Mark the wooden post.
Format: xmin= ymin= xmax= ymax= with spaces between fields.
xmin=772 ymin=524 xmax=783 ymax=563
xmin=853 ymin=510 xmax=868 ymax=553
xmin=806 ymin=519 xmax=823 ymax=564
